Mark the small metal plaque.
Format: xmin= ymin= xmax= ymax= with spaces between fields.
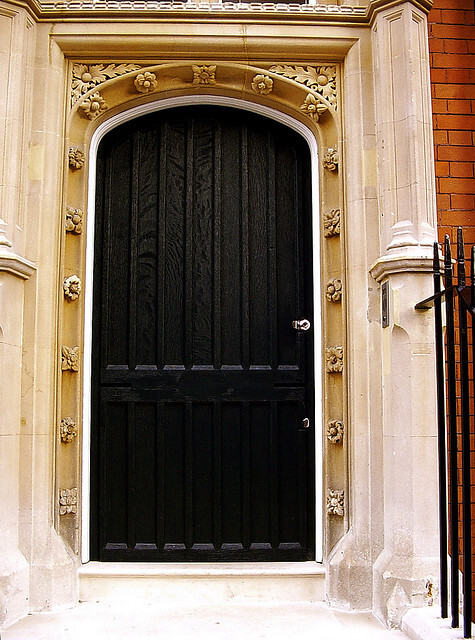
xmin=382 ymin=281 xmax=389 ymax=328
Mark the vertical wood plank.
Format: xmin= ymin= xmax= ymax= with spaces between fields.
xmin=127 ymin=402 xmax=136 ymax=549
xmin=185 ymin=400 xmax=193 ymax=548
xmin=275 ymin=140 xmax=298 ymax=368
xmin=129 ymin=134 xmax=139 ymax=370
xmin=242 ymin=401 xmax=251 ymax=549
xmin=192 ymin=119 xmax=214 ymax=366
xmin=104 ymin=138 xmax=132 ymax=368
xmin=157 ymin=124 xmax=167 ymax=370
xmin=213 ymin=400 xmax=222 ymax=549
xmin=267 ymin=133 xmax=277 ymax=371
xmin=214 ymin=121 xmax=222 ymax=370
xmin=185 ymin=119 xmax=194 ymax=370
xmin=157 ymin=400 xmax=165 ymax=550
xmin=135 ymin=129 xmax=160 ymax=367
xmin=164 ymin=119 xmax=186 ymax=367
xmin=270 ymin=401 xmax=279 ymax=547
xmin=241 ymin=125 xmax=250 ymax=371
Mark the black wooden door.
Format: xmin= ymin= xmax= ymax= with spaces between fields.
xmin=90 ymin=106 xmax=314 ymax=561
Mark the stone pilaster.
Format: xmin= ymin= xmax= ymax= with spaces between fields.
xmin=370 ymin=1 xmax=439 ymax=628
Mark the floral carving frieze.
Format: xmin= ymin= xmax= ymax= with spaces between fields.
xmin=326 ymin=346 xmax=343 ymax=373
xmin=69 ymin=62 xmax=340 ymax=129
xmin=71 ymin=63 xmax=141 ymax=105
xmin=68 ymin=147 xmax=85 ymax=170
xmin=323 ymin=209 xmax=340 ymax=237
xmin=192 ymin=65 xmax=216 ymax=85
xmin=269 ymin=65 xmax=337 ymax=110
xmin=59 ymin=488 xmax=78 ymax=515
xmin=327 ymin=490 xmax=344 ymax=516
xmin=66 ymin=208 xmax=83 ymax=234
xmin=327 ymin=420 xmax=344 ymax=444
xmin=326 ymin=279 xmax=342 ymax=302
xmin=61 ymin=346 xmax=79 ymax=372
xmin=60 ymin=417 xmax=78 ymax=443
xmin=63 ymin=275 xmax=81 ymax=301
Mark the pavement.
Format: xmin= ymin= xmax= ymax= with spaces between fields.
xmin=2 ymin=600 xmax=412 ymax=640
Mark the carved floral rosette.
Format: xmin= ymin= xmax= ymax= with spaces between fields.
xmin=134 ymin=71 xmax=157 ymax=94
xmin=323 ymin=209 xmax=340 ymax=237
xmin=327 ymin=420 xmax=344 ymax=444
xmin=323 ymin=148 xmax=339 ymax=172
xmin=192 ymin=65 xmax=216 ymax=85
xmin=300 ymin=94 xmax=328 ymax=122
xmin=68 ymin=147 xmax=85 ymax=170
xmin=327 ymin=490 xmax=344 ymax=516
xmin=326 ymin=346 xmax=343 ymax=373
xmin=326 ymin=278 xmax=342 ymax=302
xmin=60 ymin=417 xmax=78 ymax=443
xmin=65 ymin=208 xmax=83 ymax=234
xmin=59 ymin=488 xmax=78 ymax=515
xmin=63 ymin=275 xmax=81 ymax=301
xmin=80 ymin=92 xmax=109 ymax=120
xmin=61 ymin=346 xmax=80 ymax=372
xmin=251 ymin=74 xmax=273 ymax=95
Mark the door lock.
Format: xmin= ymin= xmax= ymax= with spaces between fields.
xmin=292 ymin=319 xmax=311 ymax=331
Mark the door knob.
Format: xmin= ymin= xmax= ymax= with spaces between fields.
xmin=292 ymin=319 xmax=311 ymax=331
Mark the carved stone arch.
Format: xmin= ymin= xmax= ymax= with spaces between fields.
xmin=60 ymin=63 xmax=344 ymax=562
xmin=67 ymin=61 xmax=340 ymax=159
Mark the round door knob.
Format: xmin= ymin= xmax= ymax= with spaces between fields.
xmin=292 ymin=319 xmax=311 ymax=331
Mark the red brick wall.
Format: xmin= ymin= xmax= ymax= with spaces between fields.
xmin=429 ymin=0 xmax=475 ymax=246
xmin=428 ymin=0 xmax=475 ymax=621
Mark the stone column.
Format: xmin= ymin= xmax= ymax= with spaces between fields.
xmin=0 ymin=4 xmax=36 ymax=628
xmin=369 ymin=0 xmax=439 ymax=628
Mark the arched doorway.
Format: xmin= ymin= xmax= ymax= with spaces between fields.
xmin=89 ymin=105 xmax=315 ymax=561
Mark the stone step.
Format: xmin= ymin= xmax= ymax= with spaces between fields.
xmin=79 ymin=562 xmax=325 ymax=604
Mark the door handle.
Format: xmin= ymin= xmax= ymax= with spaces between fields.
xmin=292 ymin=319 xmax=311 ymax=331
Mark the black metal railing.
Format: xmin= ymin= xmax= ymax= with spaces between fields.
xmin=416 ymin=227 xmax=474 ymax=638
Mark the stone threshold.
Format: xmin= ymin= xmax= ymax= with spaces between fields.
xmin=80 ymin=560 xmax=325 ymax=577
xmin=79 ymin=561 xmax=326 ymax=603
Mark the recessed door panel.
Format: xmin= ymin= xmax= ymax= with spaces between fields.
xmin=90 ymin=106 xmax=315 ymax=561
